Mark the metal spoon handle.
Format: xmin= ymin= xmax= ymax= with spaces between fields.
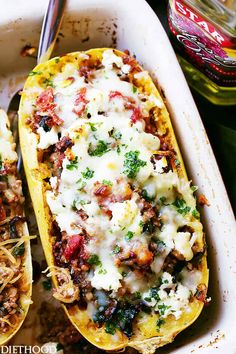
xmin=37 ymin=0 xmax=66 ymax=64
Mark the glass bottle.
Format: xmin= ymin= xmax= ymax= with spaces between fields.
xmin=168 ymin=0 xmax=236 ymax=105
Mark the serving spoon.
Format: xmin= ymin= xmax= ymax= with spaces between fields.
xmin=8 ymin=0 xmax=66 ymax=171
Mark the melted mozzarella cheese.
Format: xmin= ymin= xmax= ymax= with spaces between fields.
xmin=39 ymin=50 xmax=204 ymax=315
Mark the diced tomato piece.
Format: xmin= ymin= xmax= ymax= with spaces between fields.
xmin=73 ymin=87 xmax=89 ymax=116
xmin=64 ymin=234 xmax=84 ymax=261
xmin=109 ymin=91 xmax=124 ymax=100
xmin=130 ymin=107 xmax=142 ymax=123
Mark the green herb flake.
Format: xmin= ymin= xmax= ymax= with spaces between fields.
xmin=102 ymin=179 xmax=113 ymax=186
xmin=117 ymin=145 xmax=121 ymax=154
xmin=72 ymin=199 xmax=77 ymax=211
xmin=192 ymin=208 xmax=200 ymax=219
xmin=174 ymin=159 xmax=180 ymax=166
xmin=29 ymin=70 xmax=42 ymax=76
xmin=139 ymin=220 xmax=144 ymax=228
xmin=88 ymin=140 xmax=110 ymax=157
xmin=66 ymin=156 xmax=78 ymax=170
xmin=98 ymin=268 xmax=107 ymax=275
xmin=42 ymin=279 xmax=52 ymax=291
xmin=43 ymin=77 xmax=55 ymax=88
xmin=191 ymin=185 xmax=198 ymax=192
xmin=157 ymin=304 xmax=171 ymax=316
xmin=76 ymin=178 xmax=87 ymax=191
xmin=172 ymin=198 xmax=191 ymax=216
xmin=156 ymin=318 xmax=165 ymax=331
xmin=150 ymin=287 xmax=160 ymax=301
xmin=105 ymin=321 xmax=116 ymax=335
xmin=54 ymin=57 xmax=60 ymax=63
xmin=86 ymin=122 xmax=102 ymax=132
xmin=125 ymin=231 xmax=134 ymax=241
xmin=0 ymin=154 xmax=2 ymax=169
xmin=81 ymin=167 xmax=94 ymax=179
xmin=134 ymin=292 xmax=141 ymax=300
xmin=132 ymin=86 xmax=137 ymax=93
xmin=112 ymin=130 xmax=122 ymax=140
xmin=113 ymin=245 xmax=121 ymax=254
xmin=12 ymin=243 xmax=25 ymax=257
xmin=87 ymin=254 xmax=101 ymax=266
xmin=159 ymin=196 xmax=167 ymax=205
xmin=141 ymin=189 xmax=154 ymax=202
xmin=123 ymin=150 xmax=146 ymax=179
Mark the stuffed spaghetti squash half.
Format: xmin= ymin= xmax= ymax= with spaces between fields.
xmin=0 ymin=109 xmax=32 ymax=345
xmin=19 ymin=49 xmax=208 ymax=353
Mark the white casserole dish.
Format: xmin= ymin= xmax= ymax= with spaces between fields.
xmin=0 ymin=0 xmax=236 ymax=352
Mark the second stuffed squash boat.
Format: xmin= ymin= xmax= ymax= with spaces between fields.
xmin=19 ymin=48 xmax=208 ymax=353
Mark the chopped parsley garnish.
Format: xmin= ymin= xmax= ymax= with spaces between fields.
xmin=139 ymin=220 xmax=144 ymax=228
xmin=191 ymin=185 xmax=198 ymax=192
xmin=132 ymin=86 xmax=137 ymax=93
xmin=12 ymin=243 xmax=25 ymax=257
xmin=66 ymin=156 xmax=78 ymax=170
xmin=29 ymin=70 xmax=42 ymax=76
xmin=72 ymin=199 xmax=77 ymax=211
xmin=172 ymin=198 xmax=191 ymax=216
xmin=174 ymin=159 xmax=180 ymax=166
xmin=42 ymin=279 xmax=52 ymax=290
xmin=112 ymin=130 xmax=122 ymax=140
xmin=159 ymin=196 xmax=167 ymax=205
xmin=157 ymin=304 xmax=171 ymax=316
xmin=105 ymin=321 xmax=116 ymax=335
xmin=133 ymin=292 xmax=142 ymax=300
xmin=102 ymin=179 xmax=113 ymax=186
xmin=156 ymin=318 xmax=165 ymax=331
xmin=81 ymin=167 xmax=94 ymax=179
xmin=86 ymin=122 xmax=102 ymax=131
xmin=141 ymin=189 xmax=154 ymax=202
xmin=150 ymin=287 xmax=160 ymax=301
xmin=123 ymin=150 xmax=146 ymax=179
xmin=117 ymin=145 xmax=121 ymax=154
xmin=43 ymin=77 xmax=55 ymax=88
xmin=88 ymin=122 xmax=97 ymax=131
xmin=54 ymin=57 xmax=60 ymax=63
xmin=113 ymin=245 xmax=121 ymax=254
xmin=76 ymin=178 xmax=87 ymax=190
xmin=98 ymin=268 xmax=107 ymax=275
xmin=0 ymin=154 xmax=2 ymax=169
xmin=87 ymin=254 xmax=101 ymax=266
xmin=88 ymin=140 xmax=110 ymax=157
xmin=192 ymin=208 xmax=200 ymax=219
xmin=125 ymin=231 xmax=134 ymax=241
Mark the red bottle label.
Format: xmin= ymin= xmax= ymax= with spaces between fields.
xmin=169 ymin=0 xmax=236 ymax=87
